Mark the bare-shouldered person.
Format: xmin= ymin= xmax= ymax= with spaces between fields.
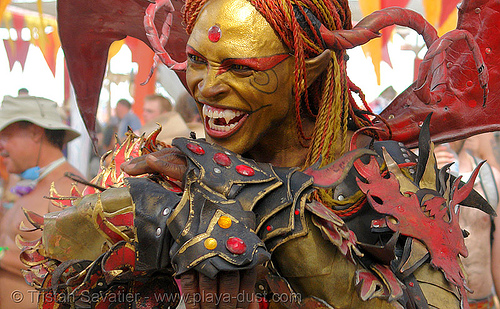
xmin=0 ymin=96 xmax=84 ymax=308
xmin=435 ymin=136 xmax=500 ymax=309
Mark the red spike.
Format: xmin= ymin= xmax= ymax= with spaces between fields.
xmin=304 ymin=149 xmax=375 ymax=187
xmin=452 ymin=161 xmax=486 ymax=206
xmin=22 ymin=209 xmax=44 ymax=229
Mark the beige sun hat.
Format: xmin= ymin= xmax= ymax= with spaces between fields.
xmin=0 ymin=95 xmax=80 ymax=144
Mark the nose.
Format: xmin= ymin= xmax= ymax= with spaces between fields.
xmin=197 ymin=66 xmax=230 ymax=99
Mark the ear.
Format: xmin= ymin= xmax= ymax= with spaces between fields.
xmin=305 ymin=50 xmax=332 ymax=88
xmin=29 ymin=125 xmax=45 ymax=142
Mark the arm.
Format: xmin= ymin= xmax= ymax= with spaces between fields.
xmin=123 ymin=139 xmax=269 ymax=309
xmin=489 ymin=166 xmax=500 ymax=297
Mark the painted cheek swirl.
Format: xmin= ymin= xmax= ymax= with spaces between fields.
xmin=251 ymin=70 xmax=278 ymax=94
xmin=217 ymin=53 xmax=290 ymax=94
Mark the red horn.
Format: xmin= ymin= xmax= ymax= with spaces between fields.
xmin=320 ymin=7 xmax=438 ymax=50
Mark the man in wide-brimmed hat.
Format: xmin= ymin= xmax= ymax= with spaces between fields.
xmin=0 ymin=95 xmax=84 ymax=308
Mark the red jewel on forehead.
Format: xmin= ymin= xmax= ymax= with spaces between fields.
xmin=208 ymin=25 xmax=221 ymax=42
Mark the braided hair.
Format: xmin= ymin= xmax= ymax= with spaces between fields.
xmin=184 ymin=0 xmax=374 ymax=169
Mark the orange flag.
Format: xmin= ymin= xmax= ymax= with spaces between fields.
xmin=422 ymin=0 xmax=460 ymax=35
xmin=358 ymin=0 xmax=410 ymax=84
xmin=0 ymin=0 xmax=11 ymax=25
xmin=39 ymin=31 xmax=60 ymax=76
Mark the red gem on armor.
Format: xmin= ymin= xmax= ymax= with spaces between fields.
xmin=266 ymin=225 xmax=273 ymax=232
xmin=294 ymin=210 xmax=300 ymax=215
xmin=486 ymin=47 xmax=492 ymax=54
xmin=236 ymin=165 xmax=255 ymax=176
xmin=409 ymin=282 xmax=414 ymax=287
xmin=214 ymin=152 xmax=231 ymax=166
xmin=208 ymin=25 xmax=221 ymax=42
xmin=466 ymin=80 xmax=474 ymax=87
xmin=226 ymin=237 xmax=246 ymax=254
xmin=187 ymin=143 xmax=205 ymax=155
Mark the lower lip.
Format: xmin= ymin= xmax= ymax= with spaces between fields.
xmin=204 ymin=114 xmax=249 ymax=139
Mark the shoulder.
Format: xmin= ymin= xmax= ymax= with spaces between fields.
xmin=42 ymin=162 xmax=84 ymax=195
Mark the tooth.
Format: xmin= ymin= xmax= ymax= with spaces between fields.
xmin=229 ymin=123 xmax=236 ymax=130
xmin=208 ymin=118 xmax=214 ymax=129
xmin=203 ymin=105 xmax=209 ymax=118
xmin=223 ymin=110 xmax=235 ymax=124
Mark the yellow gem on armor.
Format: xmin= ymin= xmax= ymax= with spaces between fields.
xmin=218 ymin=216 xmax=232 ymax=229
xmin=204 ymin=238 xmax=218 ymax=250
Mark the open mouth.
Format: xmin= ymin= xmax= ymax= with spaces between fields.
xmin=202 ymin=104 xmax=248 ymax=138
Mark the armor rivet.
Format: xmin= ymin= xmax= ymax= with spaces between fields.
xmin=98 ymin=282 xmax=103 ymax=287
xmin=418 ymin=121 xmax=423 ymax=127
xmin=204 ymin=238 xmax=218 ymax=250
xmin=214 ymin=167 xmax=222 ymax=173
xmin=226 ymin=237 xmax=246 ymax=254
xmin=225 ymin=151 xmax=231 ymax=155
xmin=337 ymin=194 xmax=345 ymax=201
xmin=258 ymin=285 xmax=265 ymax=291
xmin=266 ymin=225 xmax=273 ymax=232
xmin=409 ymin=282 xmax=414 ymax=287
xmin=400 ymin=148 xmax=406 ymax=153
xmin=398 ymin=142 xmax=405 ymax=147
xmin=446 ymin=62 xmax=452 ymax=68
xmin=475 ymin=7 xmax=481 ymax=14
xmin=404 ymin=159 xmax=410 ymax=163
xmin=403 ymin=153 xmax=409 ymax=158
xmin=156 ymin=227 xmax=162 ymax=236
xmin=294 ymin=210 xmax=300 ymax=215
xmin=163 ymin=208 xmax=170 ymax=216
xmin=218 ymin=216 xmax=232 ymax=229
xmin=486 ymin=47 xmax=492 ymax=54
xmin=467 ymin=80 xmax=474 ymax=87
xmin=409 ymin=169 xmax=415 ymax=174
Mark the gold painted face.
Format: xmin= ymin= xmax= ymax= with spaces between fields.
xmin=186 ymin=0 xmax=297 ymax=155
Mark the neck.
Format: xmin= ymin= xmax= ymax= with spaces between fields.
xmin=36 ymin=141 xmax=65 ymax=168
xmin=245 ymin=116 xmax=315 ymax=168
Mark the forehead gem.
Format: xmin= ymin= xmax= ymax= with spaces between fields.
xmin=208 ymin=25 xmax=221 ymax=42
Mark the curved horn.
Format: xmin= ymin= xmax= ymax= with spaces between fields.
xmin=144 ymin=0 xmax=187 ymax=75
xmin=321 ymin=7 xmax=438 ymax=50
xmin=414 ymin=29 xmax=488 ymax=105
